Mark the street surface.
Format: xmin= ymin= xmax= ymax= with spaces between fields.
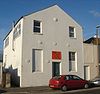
xmin=0 ymin=86 xmax=100 ymax=94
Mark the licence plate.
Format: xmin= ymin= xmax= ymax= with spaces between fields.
xmin=50 ymin=85 xmax=54 ymax=87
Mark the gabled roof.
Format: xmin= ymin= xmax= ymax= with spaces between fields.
xmin=4 ymin=5 xmax=59 ymax=40
xmin=84 ymin=37 xmax=100 ymax=45
xmin=3 ymin=16 xmax=23 ymax=41
xmin=24 ymin=5 xmax=82 ymax=28
xmin=4 ymin=5 xmax=82 ymax=40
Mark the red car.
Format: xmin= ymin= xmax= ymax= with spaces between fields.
xmin=49 ymin=75 xmax=89 ymax=91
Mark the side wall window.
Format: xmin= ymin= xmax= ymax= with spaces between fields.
xmin=5 ymin=37 xmax=9 ymax=48
xmin=13 ymin=23 xmax=21 ymax=40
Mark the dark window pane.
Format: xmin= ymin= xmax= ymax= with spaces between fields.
xmin=33 ymin=20 xmax=41 ymax=33
xmin=69 ymin=52 xmax=75 ymax=61
xmin=69 ymin=27 xmax=74 ymax=37
xmin=34 ymin=27 xmax=40 ymax=33
xmin=69 ymin=27 xmax=74 ymax=32
xmin=32 ymin=49 xmax=35 ymax=72
xmin=34 ymin=20 xmax=40 ymax=27
xmin=69 ymin=32 xmax=74 ymax=37
xmin=73 ymin=75 xmax=81 ymax=80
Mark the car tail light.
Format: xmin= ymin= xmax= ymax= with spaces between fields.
xmin=56 ymin=80 xmax=59 ymax=84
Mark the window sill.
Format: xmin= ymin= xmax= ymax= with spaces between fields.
xmin=33 ymin=33 xmax=43 ymax=35
xmin=69 ymin=70 xmax=77 ymax=72
xmin=69 ymin=37 xmax=77 ymax=39
xmin=32 ymin=71 xmax=43 ymax=73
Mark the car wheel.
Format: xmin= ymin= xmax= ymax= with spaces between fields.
xmin=61 ymin=85 xmax=68 ymax=91
xmin=84 ymin=84 xmax=89 ymax=89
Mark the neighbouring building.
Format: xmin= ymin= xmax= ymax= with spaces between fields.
xmin=84 ymin=37 xmax=100 ymax=45
xmin=84 ymin=37 xmax=100 ymax=79
xmin=83 ymin=43 xmax=98 ymax=80
xmin=3 ymin=5 xmax=84 ymax=87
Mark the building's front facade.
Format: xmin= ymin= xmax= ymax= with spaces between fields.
xmin=3 ymin=5 xmax=84 ymax=87
xmin=84 ymin=43 xmax=98 ymax=80
xmin=84 ymin=37 xmax=100 ymax=80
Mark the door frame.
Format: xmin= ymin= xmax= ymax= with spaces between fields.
xmin=84 ymin=65 xmax=90 ymax=80
xmin=52 ymin=62 xmax=61 ymax=77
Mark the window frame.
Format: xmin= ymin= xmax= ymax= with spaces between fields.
xmin=69 ymin=51 xmax=77 ymax=72
xmin=33 ymin=20 xmax=42 ymax=34
xmin=72 ymin=75 xmax=82 ymax=80
xmin=32 ymin=49 xmax=43 ymax=72
xmin=69 ymin=26 xmax=76 ymax=38
xmin=5 ymin=37 xmax=9 ymax=48
xmin=13 ymin=23 xmax=21 ymax=40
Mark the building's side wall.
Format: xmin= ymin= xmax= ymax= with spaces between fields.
xmin=0 ymin=63 xmax=2 ymax=85
xmin=84 ymin=43 xmax=98 ymax=80
xmin=21 ymin=5 xmax=84 ymax=87
xmin=3 ymin=19 xmax=23 ymax=85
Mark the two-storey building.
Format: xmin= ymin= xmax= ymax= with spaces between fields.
xmin=3 ymin=5 xmax=84 ymax=87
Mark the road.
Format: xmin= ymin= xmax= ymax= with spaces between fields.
xmin=0 ymin=86 xmax=100 ymax=94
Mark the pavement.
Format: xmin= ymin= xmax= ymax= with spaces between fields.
xmin=1 ymin=86 xmax=100 ymax=94
xmin=0 ymin=86 xmax=52 ymax=94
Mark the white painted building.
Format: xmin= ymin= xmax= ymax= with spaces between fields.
xmin=3 ymin=5 xmax=84 ymax=87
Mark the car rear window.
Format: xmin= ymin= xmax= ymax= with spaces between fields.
xmin=52 ymin=76 xmax=61 ymax=79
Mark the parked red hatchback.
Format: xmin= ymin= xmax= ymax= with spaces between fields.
xmin=49 ymin=75 xmax=89 ymax=91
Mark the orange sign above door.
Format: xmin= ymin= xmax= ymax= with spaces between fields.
xmin=52 ymin=51 xmax=62 ymax=60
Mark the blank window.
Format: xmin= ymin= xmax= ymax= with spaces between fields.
xmin=32 ymin=49 xmax=43 ymax=72
xmin=69 ymin=52 xmax=77 ymax=71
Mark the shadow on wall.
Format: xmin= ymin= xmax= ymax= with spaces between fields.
xmin=4 ymin=65 xmax=20 ymax=87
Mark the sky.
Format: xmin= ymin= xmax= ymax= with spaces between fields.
xmin=0 ymin=0 xmax=100 ymax=50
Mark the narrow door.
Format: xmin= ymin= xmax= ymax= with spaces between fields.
xmin=84 ymin=66 xmax=90 ymax=80
xmin=52 ymin=62 xmax=60 ymax=77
